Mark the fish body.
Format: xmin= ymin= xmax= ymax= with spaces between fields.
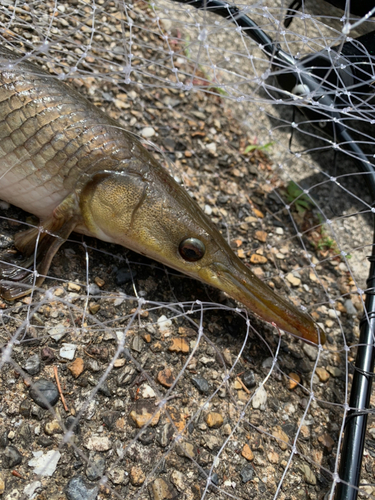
xmin=0 ymin=46 xmax=324 ymax=345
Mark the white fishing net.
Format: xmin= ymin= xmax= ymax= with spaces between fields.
xmin=0 ymin=1 xmax=374 ymax=499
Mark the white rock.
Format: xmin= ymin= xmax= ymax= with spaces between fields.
xmin=303 ymin=343 xmax=318 ymax=361
xmin=206 ymin=142 xmax=217 ymax=154
xmin=48 ymin=325 xmax=66 ymax=342
xmin=59 ymin=343 xmax=77 ymax=360
xmin=85 ymin=436 xmax=112 ymax=451
xmin=252 ymin=385 xmax=267 ymax=409
xmin=28 ymin=450 xmax=61 ymax=476
xmin=204 ymin=204 xmax=212 ymax=215
xmin=275 ymin=227 xmax=284 ymax=235
xmin=141 ymin=385 xmax=156 ymax=399
xmin=24 ymin=481 xmax=42 ymax=499
xmin=157 ymin=315 xmax=172 ymax=332
xmin=5 ymin=489 xmax=21 ymax=500
xmin=344 ymin=299 xmax=357 ymax=315
xmin=141 ymin=127 xmax=155 ymax=138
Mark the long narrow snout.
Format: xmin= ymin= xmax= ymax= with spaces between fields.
xmin=200 ymin=257 xmax=324 ymax=345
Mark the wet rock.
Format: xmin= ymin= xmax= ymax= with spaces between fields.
xmin=243 ymin=370 xmax=256 ymax=389
xmin=3 ymin=445 xmax=22 ymax=468
xmin=65 ymin=476 xmax=98 ymax=500
xmin=37 ymin=436 xmax=54 ymax=448
xmin=192 ymin=377 xmax=210 ymax=394
xmin=24 ymin=353 xmax=41 ymax=375
xmin=240 ymin=464 xmax=254 ymax=483
xmin=30 ymin=379 xmax=59 ymax=409
xmin=86 ymin=453 xmax=105 ymax=481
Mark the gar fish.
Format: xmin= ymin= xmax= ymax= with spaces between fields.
xmin=0 ymin=46 xmax=324 ymax=345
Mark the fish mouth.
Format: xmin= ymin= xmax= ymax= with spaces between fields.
xmin=204 ymin=259 xmax=325 ymax=345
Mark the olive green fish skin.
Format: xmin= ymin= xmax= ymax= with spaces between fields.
xmin=0 ymin=46 xmax=324 ymax=345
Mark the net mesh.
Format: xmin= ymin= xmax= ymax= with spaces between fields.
xmin=0 ymin=1 xmax=374 ymax=499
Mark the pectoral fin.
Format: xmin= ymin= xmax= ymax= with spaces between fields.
xmin=0 ymin=200 xmax=78 ymax=300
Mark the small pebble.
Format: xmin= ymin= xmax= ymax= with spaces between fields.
xmin=241 ymin=444 xmax=254 ymax=461
xmin=205 ymin=412 xmax=223 ymax=429
xmin=288 ymin=372 xmax=300 ymax=390
xmin=3 ymin=446 xmax=22 ymax=469
xmin=68 ymin=358 xmax=85 ymax=378
xmin=41 ymin=347 xmax=56 ymax=364
xmin=192 ymin=377 xmax=210 ymax=394
xmin=65 ymin=476 xmax=98 ymax=500
xmin=240 ymin=464 xmax=254 ymax=483
xmin=68 ymin=282 xmax=81 ymax=292
xmin=315 ymin=367 xmax=330 ymax=382
xmin=327 ymin=366 xmax=342 ymax=377
xmin=243 ymin=370 xmax=256 ymax=389
xmin=141 ymin=127 xmax=155 ymax=138
xmin=157 ymin=315 xmax=172 ymax=332
xmin=286 ymin=273 xmax=301 ymax=287
xmin=157 ymin=368 xmax=175 ymax=388
xmin=60 ymin=343 xmax=77 ymax=360
xmin=301 ymin=464 xmax=317 ymax=485
xmin=86 ymin=454 xmax=105 ymax=481
xmin=303 ymin=343 xmax=318 ymax=361
xmin=272 ymin=428 xmax=289 ymax=451
xmin=48 ymin=325 xmax=67 ymax=342
xmin=24 ymin=354 xmax=41 ymax=375
xmin=252 ymin=385 xmax=267 ymax=409
xmin=23 ymin=481 xmax=41 ymax=499
xmin=148 ymin=478 xmax=175 ymax=500
xmin=85 ymin=436 xmax=112 ymax=452
xmin=130 ymin=466 xmax=145 ymax=486
xmin=29 ymin=379 xmax=59 ymax=409
xmin=344 ymin=299 xmax=357 ymax=315
xmin=169 ymin=337 xmax=189 ymax=354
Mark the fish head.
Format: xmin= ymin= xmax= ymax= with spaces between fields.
xmin=79 ymin=160 xmax=324 ymax=345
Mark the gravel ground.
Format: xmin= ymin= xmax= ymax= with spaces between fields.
xmin=0 ymin=1 xmax=374 ymax=500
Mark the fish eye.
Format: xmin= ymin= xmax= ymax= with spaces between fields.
xmin=179 ymin=238 xmax=206 ymax=262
